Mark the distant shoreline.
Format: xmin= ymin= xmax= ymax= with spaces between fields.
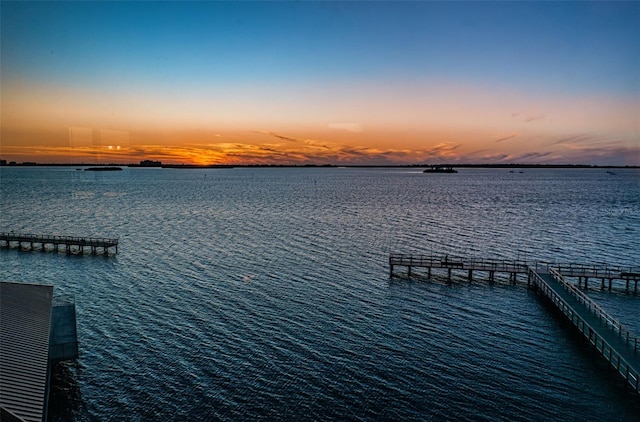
xmin=0 ymin=162 xmax=638 ymax=169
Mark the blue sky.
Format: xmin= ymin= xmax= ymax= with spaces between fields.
xmin=1 ymin=1 xmax=638 ymax=164
xmin=4 ymin=2 xmax=637 ymax=92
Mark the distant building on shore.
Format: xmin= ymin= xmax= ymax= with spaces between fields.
xmin=130 ymin=160 xmax=162 ymax=167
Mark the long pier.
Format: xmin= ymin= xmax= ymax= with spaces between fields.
xmin=389 ymin=253 xmax=529 ymax=282
xmin=529 ymin=266 xmax=639 ymax=394
xmin=554 ymin=263 xmax=640 ymax=292
xmin=389 ymin=253 xmax=640 ymax=395
xmin=0 ymin=232 xmax=118 ymax=255
xmin=389 ymin=253 xmax=640 ymax=293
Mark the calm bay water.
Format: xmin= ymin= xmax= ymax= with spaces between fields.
xmin=1 ymin=166 xmax=639 ymax=421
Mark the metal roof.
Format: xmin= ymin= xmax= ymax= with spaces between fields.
xmin=0 ymin=281 xmax=54 ymax=422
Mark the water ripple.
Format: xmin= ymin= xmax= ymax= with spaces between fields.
xmin=1 ymin=167 xmax=639 ymax=421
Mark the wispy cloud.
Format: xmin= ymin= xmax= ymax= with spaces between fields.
xmin=473 ymin=153 xmax=510 ymax=162
xmin=3 ymin=126 xmax=636 ymax=166
xmin=551 ymin=133 xmax=619 ymax=149
xmin=494 ymin=134 xmax=517 ymax=143
xmin=253 ymin=131 xmax=301 ymax=143
xmin=552 ymin=134 xmax=593 ymax=145
xmin=510 ymin=151 xmax=553 ymax=161
xmin=485 ymin=153 xmax=510 ymax=162
xmin=511 ymin=113 xmax=545 ymax=123
xmin=421 ymin=142 xmax=461 ymax=160
xmin=524 ymin=115 xmax=545 ymax=122
xmin=328 ymin=122 xmax=363 ymax=133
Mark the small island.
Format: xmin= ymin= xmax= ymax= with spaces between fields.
xmin=423 ymin=165 xmax=457 ymax=173
xmin=84 ymin=167 xmax=123 ymax=171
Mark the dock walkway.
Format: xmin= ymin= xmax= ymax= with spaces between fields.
xmin=0 ymin=232 xmax=118 ymax=254
xmin=389 ymin=253 xmax=640 ymax=292
xmin=554 ymin=263 xmax=640 ymax=291
xmin=389 ymin=253 xmax=528 ymax=282
xmin=530 ymin=266 xmax=639 ymax=393
xmin=389 ymin=253 xmax=640 ymax=395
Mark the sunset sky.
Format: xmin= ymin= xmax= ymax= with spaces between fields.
xmin=1 ymin=1 xmax=638 ymax=165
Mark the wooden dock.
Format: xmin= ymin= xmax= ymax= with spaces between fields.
xmin=389 ymin=253 xmax=640 ymax=395
xmin=389 ymin=253 xmax=640 ymax=293
xmin=529 ymin=266 xmax=639 ymax=394
xmin=553 ymin=263 xmax=640 ymax=292
xmin=389 ymin=253 xmax=528 ymax=281
xmin=0 ymin=232 xmax=118 ymax=255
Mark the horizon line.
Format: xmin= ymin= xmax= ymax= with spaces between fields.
xmin=1 ymin=161 xmax=638 ymax=169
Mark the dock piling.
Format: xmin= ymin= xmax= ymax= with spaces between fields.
xmin=389 ymin=253 xmax=639 ymax=294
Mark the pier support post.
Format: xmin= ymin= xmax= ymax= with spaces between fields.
xmin=427 ymin=267 xmax=431 ymax=278
xmin=389 ymin=264 xmax=394 ymax=278
xmin=447 ymin=268 xmax=452 ymax=282
xmin=609 ymin=279 xmax=613 ymax=291
xmin=468 ymin=269 xmax=473 ymax=281
xmin=585 ymin=277 xmax=589 ymax=290
xmin=489 ymin=271 xmax=495 ymax=282
xmin=408 ymin=266 xmax=412 ymax=277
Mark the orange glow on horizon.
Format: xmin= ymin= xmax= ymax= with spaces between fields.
xmin=1 ymin=80 xmax=638 ymax=166
xmin=2 ymin=1 xmax=638 ymax=168
xmin=1 ymin=126 xmax=638 ymax=166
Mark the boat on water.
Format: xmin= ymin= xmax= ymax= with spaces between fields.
xmin=84 ymin=167 xmax=123 ymax=171
xmin=423 ymin=165 xmax=457 ymax=173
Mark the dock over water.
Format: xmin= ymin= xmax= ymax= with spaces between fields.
xmin=390 ymin=253 xmax=640 ymax=395
xmin=0 ymin=232 xmax=118 ymax=255
xmin=529 ymin=266 xmax=639 ymax=394
xmin=389 ymin=253 xmax=640 ymax=293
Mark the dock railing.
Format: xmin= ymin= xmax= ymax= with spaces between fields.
xmin=554 ymin=263 xmax=640 ymax=279
xmin=0 ymin=232 xmax=118 ymax=247
xmin=529 ymin=266 xmax=639 ymax=393
xmin=0 ymin=232 xmax=119 ymax=255
xmin=389 ymin=253 xmax=530 ymax=273
xmin=547 ymin=266 xmax=639 ymax=353
xmin=391 ymin=254 xmax=639 ymax=290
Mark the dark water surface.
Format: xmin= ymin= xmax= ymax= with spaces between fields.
xmin=1 ymin=167 xmax=639 ymax=421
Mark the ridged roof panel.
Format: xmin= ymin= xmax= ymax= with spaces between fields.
xmin=0 ymin=281 xmax=53 ymax=422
